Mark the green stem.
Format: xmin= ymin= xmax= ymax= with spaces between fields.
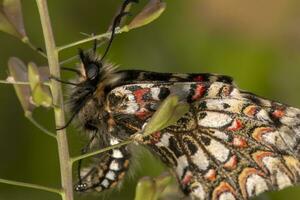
xmin=22 ymin=37 xmax=48 ymax=59
xmin=71 ymin=140 xmax=132 ymax=164
xmin=0 ymin=178 xmax=62 ymax=195
xmin=0 ymin=80 xmax=30 ymax=85
xmin=36 ymin=1 xmax=73 ymax=200
xmin=57 ymin=26 xmax=128 ymax=52
xmin=0 ymin=80 xmax=51 ymax=86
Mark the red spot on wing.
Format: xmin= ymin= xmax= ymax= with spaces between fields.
xmin=133 ymin=88 xmax=150 ymax=104
xmin=135 ymin=110 xmax=152 ymax=120
xmin=150 ymin=131 xmax=162 ymax=144
xmin=204 ymin=169 xmax=217 ymax=181
xmin=272 ymin=109 xmax=285 ymax=118
xmin=192 ymin=84 xmax=206 ymax=100
xmin=193 ymin=75 xmax=204 ymax=82
xmin=181 ymin=171 xmax=193 ymax=185
xmin=227 ymin=119 xmax=244 ymax=131
xmin=232 ymin=136 xmax=248 ymax=148
xmin=224 ymin=155 xmax=238 ymax=170
xmin=133 ymin=88 xmax=152 ymax=119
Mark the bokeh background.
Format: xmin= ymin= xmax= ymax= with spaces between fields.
xmin=1 ymin=0 xmax=300 ymax=199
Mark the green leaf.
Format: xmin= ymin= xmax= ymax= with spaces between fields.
xmin=143 ymin=95 xmax=190 ymax=136
xmin=28 ymin=62 xmax=52 ymax=107
xmin=154 ymin=172 xmax=172 ymax=197
xmin=0 ymin=0 xmax=26 ymax=39
xmin=127 ymin=0 xmax=166 ymax=30
xmin=8 ymin=57 xmax=35 ymax=114
xmin=134 ymin=177 xmax=156 ymax=200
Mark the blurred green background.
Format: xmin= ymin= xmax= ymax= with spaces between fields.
xmin=1 ymin=0 xmax=300 ymax=199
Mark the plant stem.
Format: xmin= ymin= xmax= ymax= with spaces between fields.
xmin=0 ymin=178 xmax=62 ymax=195
xmin=36 ymin=1 xmax=73 ymax=200
xmin=0 ymin=80 xmax=30 ymax=85
xmin=71 ymin=140 xmax=132 ymax=164
xmin=0 ymin=79 xmax=51 ymax=86
xmin=57 ymin=26 xmax=128 ymax=52
xmin=22 ymin=37 xmax=48 ymax=59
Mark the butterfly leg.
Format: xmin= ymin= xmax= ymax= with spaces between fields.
xmin=74 ymin=137 xmax=131 ymax=192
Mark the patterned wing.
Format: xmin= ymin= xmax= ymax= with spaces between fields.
xmin=107 ymin=80 xmax=300 ymax=200
xmin=74 ymin=137 xmax=131 ymax=192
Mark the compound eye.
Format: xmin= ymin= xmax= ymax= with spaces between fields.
xmin=87 ymin=63 xmax=99 ymax=80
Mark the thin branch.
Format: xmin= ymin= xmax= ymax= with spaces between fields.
xmin=26 ymin=114 xmax=56 ymax=138
xmin=0 ymin=80 xmax=31 ymax=85
xmin=71 ymin=140 xmax=132 ymax=164
xmin=0 ymin=178 xmax=62 ymax=195
xmin=22 ymin=37 xmax=48 ymax=59
xmin=59 ymin=40 xmax=106 ymax=65
xmin=0 ymin=79 xmax=51 ymax=86
xmin=57 ymin=26 xmax=128 ymax=52
xmin=36 ymin=1 xmax=73 ymax=200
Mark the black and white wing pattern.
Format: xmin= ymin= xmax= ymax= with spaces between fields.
xmin=74 ymin=137 xmax=131 ymax=192
xmin=106 ymin=73 xmax=300 ymax=200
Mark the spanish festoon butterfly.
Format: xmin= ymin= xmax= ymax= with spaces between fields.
xmin=58 ymin=1 xmax=300 ymax=199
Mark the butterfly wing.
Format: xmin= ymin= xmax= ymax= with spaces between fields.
xmin=106 ymin=79 xmax=300 ymax=200
xmin=74 ymin=137 xmax=131 ymax=192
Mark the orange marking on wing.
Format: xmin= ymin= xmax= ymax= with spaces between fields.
xmin=123 ymin=159 xmax=130 ymax=168
xmin=238 ymin=167 xmax=267 ymax=199
xmin=272 ymin=109 xmax=285 ymax=118
xmin=212 ymin=181 xmax=236 ymax=200
xmin=243 ymin=105 xmax=258 ymax=117
xmin=227 ymin=119 xmax=244 ymax=131
xmin=252 ymin=127 xmax=274 ymax=142
xmin=232 ymin=136 xmax=248 ymax=148
xmin=110 ymin=181 xmax=118 ymax=188
xmin=204 ymin=169 xmax=217 ymax=182
xmin=252 ymin=151 xmax=274 ymax=173
xmin=224 ymin=155 xmax=238 ymax=170
xmin=118 ymin=172 xmax=126 ymax=180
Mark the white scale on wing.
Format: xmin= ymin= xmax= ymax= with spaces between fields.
xmin=219 ymin=192 xmax=236 ymax=200
xmin=205 ymin=139 xmax=230 ymax=163
xmin=176 ymin=156 xmax=189 ymax=178
xmin=191 ymin=147 xmax=210 ymax=171
xmin=245 ymin=174 xmax=268 ymax=197
xmin=198 ymin=111 xmax=233 ymax=128
xmin=262 ymin=156 xmax=292 ymax=189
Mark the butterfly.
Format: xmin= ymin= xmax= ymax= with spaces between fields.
xmin=55 ymin=0 xmax=300 ymax=199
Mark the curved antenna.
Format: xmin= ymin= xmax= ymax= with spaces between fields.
xmin=100 ymin=0 xmax=138 ymax=62
xmin=56 ymin=110 xmax=79 ymax=130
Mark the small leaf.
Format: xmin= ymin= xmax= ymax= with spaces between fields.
xmin=127 ymin=0 xmax=166 ymax=30
xmin=143 ymin=95 xmax=189 ymax=136
xmin=28 ymin=62 xmax=52 ymax=107
xmin=154 ymin=172 xmax=172 ymax=194
xmin=0 ymin=10 xmax=21 ymax=38
xmin=0 ymin=0 xmax=26 ymax=38
xmin=134 ymin=177 xmax=156 ymax=200
xmin=8 ymin=57 xmax=35 ymax=114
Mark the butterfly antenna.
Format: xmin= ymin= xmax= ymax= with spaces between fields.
xmin=92 ymin=32 xmax=98 ymax=54
xmin=100 ymin=0 xmax=138 ymax=62
xmin=56 ymin=109 xmax=79 ymax=130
